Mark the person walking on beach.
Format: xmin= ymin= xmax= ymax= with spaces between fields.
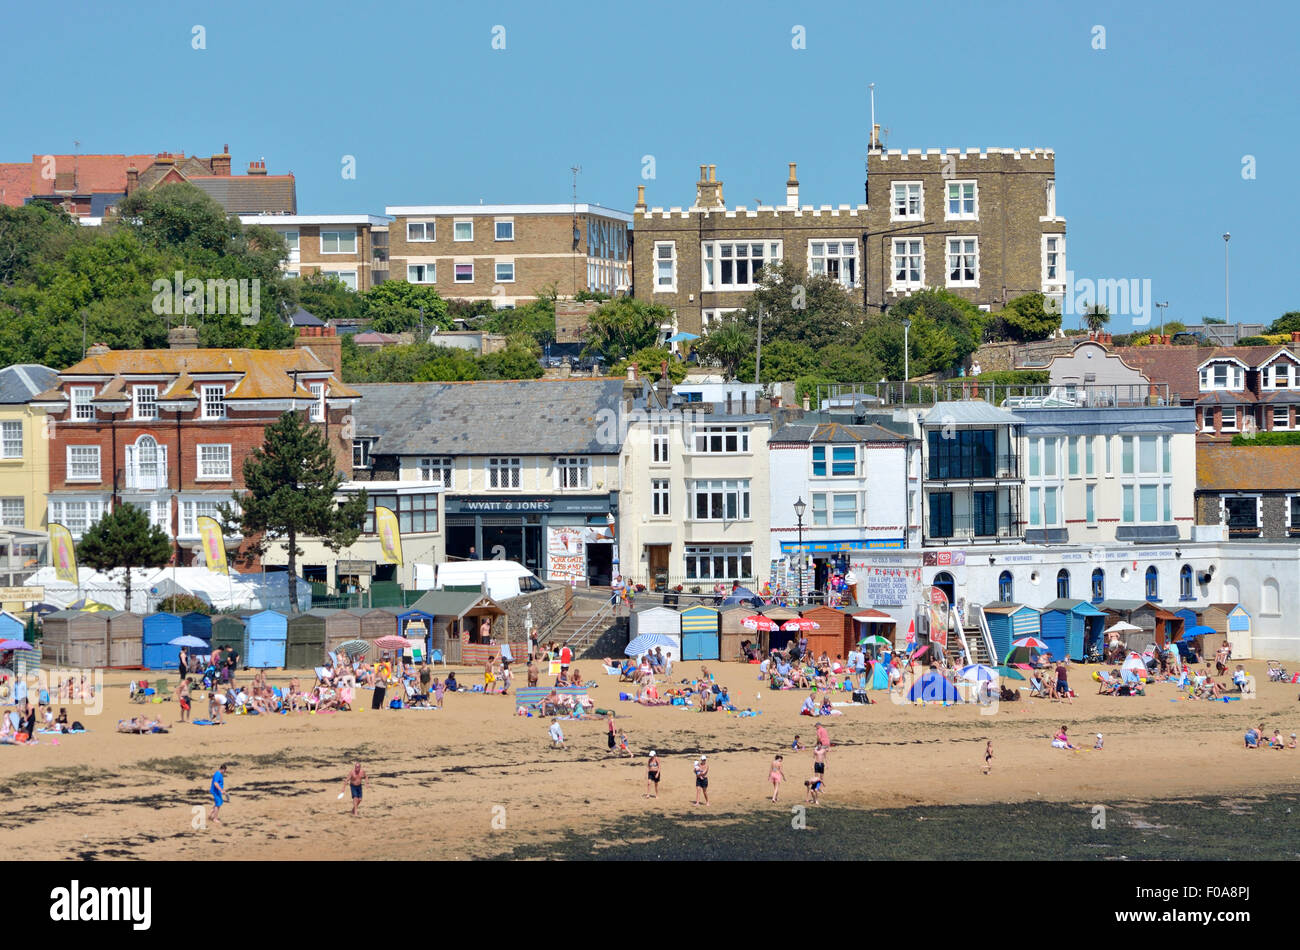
xmin=607 ymin=711 xmax=617 ymax=752
xmin=645 ymin=751 xmax=661 ymax=798
xmin=769 ymin=754 xmax=785 ymax=802
xmin=342 ymin=762 xmax=367 ymax=817
xmin=693 ymin=755 xmax=710 ymax=806
xmin=527 ymin=658 xmax=539 ymax=688
xmin=177 ymin=678 xmax=192 ymax=723
xmin=815 ymin=721 xmax=829 ymax=750
xmin=813 ymin=742 xmax=828 ymax=788
xmin=209 ymin=763 xmax=228 ymax=826
xmin=983 ymin=740 xmax=993 ymax=774
xmin=178 ymin=646 xmax=189 ymax=680
xmin=549 ymin=718 xmax=566 ymax=749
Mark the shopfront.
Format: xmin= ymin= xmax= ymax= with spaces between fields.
xmin=779 ymin=538 xmax=905 ymax=602
xmin=443 ymin=493 xmax=619 ymax=585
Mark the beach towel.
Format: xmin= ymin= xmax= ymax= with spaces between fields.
xmin=190 ymin=719 xmax=218 ymax=726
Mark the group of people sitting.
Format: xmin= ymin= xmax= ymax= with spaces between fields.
xmin=117 ymin=715 xmax=168 ymax=734
xmin=1094 ymin=668 xmax=1147 ymax=697
xmin=618 ymin=649 xmax=673 ymax=684
xmin=1244 ymin=722 xmax=1296 ymax=749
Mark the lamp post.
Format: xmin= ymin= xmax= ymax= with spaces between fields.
xmin=901 ymin=318 xmax=912 ymax=388
xmin=1222 ymin=233 xmax=1230 ymax=324
xmin=793 ymin=497 xmax=806 ymax=607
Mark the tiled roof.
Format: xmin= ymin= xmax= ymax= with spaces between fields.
xmin=0 ymin=154 xmax=157 ymax=206
xmin=770 ymin=421 xmax=908 ymax=444
xmin=1196 ymin=444 xmax=1300 ymax=492
xmin=1115 ymin=345 xmax=1298 ymax=402
xmin=188 ymin=176 xmax=296 ymax=214
xmin=353 ymin=379 xmax=626 ymax=455
xmin=0 ymin=364 xmax=58 ymax=403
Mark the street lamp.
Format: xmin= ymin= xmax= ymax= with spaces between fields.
xmin=793 ymin=497 xmax=807 ymax=606
xmin=1222 ymin=233 xmax=1231 ymax=324
xmin=901 ymin=318 xmax=912 ymax=386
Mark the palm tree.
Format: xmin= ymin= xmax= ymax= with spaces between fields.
xmin=1083 ymin=304 xmax=1110 ymax=334
xmin=697 ymin=318 xmax=755 ymax=381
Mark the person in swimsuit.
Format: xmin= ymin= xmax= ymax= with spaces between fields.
xmin=645 ymin=751 xmax=661 ymax=798
xmin=983 ymin=740 xmax=993 ymax=774
xmin=769 ymin=755 xmax=785 ymax=802
xmin=209 ymin=763 xmax=228 ymax=825
xmin=813 ymin=742 xmax=828 ymax=786
xmin=177 ymin=679 xmax=192 ymax=723
xmin=693 ymin=755 xmax=710 ymax=806
xmin=805 ymin=776 xmax=823 ymax=804
xmin=178 ymin=646 xmax=188 ymax=680
xmin=607 ymin=712 xmax=617 ymax=752
xmin=618 ymin=729 xmax=631 ymax=757
xmin=343 ymin=762 xmax=367 ymax=817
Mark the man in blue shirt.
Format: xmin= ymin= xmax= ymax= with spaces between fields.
xmin=209 ymin=763 xmax=228 ymax=826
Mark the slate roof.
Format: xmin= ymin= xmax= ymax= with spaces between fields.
xmin=288 ymin=307 xmax=325 ymax=327
xmin=770 ymin=421 xmax=910 ymax=444
xmin=1196 ymin=445 xmax=1300 ymax=492
xmin=407 ymin=589 xmax=498 ymax=618
xmin=921 ymin=401 xmax=1024 ymax=426
xmin=353 ymin=379 xmax=626 ymax=455
xmin=188 ymin=175 xmax=296 ymax=214
xmin=0 ymin=364 xmax=57 ymax=404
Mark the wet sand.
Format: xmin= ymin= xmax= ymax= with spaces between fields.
xmin=1 ymin=659 xmax=1297 ymax=860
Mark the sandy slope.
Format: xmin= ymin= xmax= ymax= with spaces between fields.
xmin=1 ymin=659 xmax=1297 ymax=860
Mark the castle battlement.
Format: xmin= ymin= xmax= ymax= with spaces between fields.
xmin=636 ymin=203 xmax=869 ymax=220
xmin=874 ymin=147 xmax=1054 ymax=161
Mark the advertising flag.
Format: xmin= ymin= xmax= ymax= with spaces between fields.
xmin=196 ymin=516 xmax=229 ymax=575
xmin=49 ymin=522 xmax=78 ymax=585
xmin=376 ymin=505 xmax=403 ymax=565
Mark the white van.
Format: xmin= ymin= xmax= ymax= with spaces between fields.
xmin=415 ymin=560 xmax=546 ymax=601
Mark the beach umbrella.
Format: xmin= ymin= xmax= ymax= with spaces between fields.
xmin=666 ymin=331 xmax=700 ymax=343
xmin=909 ymin=644 xmax=930 ymax=663
xmin=994 ymin=666 xmax=1026 ymax=681
xmin=337 ymin=639 xmax=370 ymax=658
xmin=625 ymin=633 xmax=677 ymax=657
xmin=858 ymin=634 xmax=891 ymax=647
xmin=781 ymin=618 xmax=820 ymax=631
xmin=168 ymin=635 xmax=210 ymax=648
xmin=959 ymin=664 xmax=999 ymax=682
xmin=29 ymin=603 xmax=59 ymax=617
xmin=1106 ymin=621 xmax=1142 ymax=635
xmin=1121 ymin=653 xmax=1147 ymax=673
xmin=742 ymin=615 xmax=780 ymax=631
xmin=70 ymin=599 xmax=112 ymax=612
xmin=374 ymin=635 xmax=415 ymax=651
xmin=1011 ymin=636 xmax=1048 ymax=650
xmin=0 ymin=639 xmax=33 ymax=651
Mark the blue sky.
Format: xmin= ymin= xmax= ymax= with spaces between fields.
xmin=3 ymin=0 xmax=1292 ymax=331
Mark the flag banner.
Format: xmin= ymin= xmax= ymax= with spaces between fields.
xmin=376 ymin=506 xmax=403 ymax=565
xmin=196 ymin=516 xmax=229 ymax=575
xmin=49 ymin=523 xmax=78 ymax=585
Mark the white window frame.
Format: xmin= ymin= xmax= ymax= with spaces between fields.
xmin=688 ymin=479 xmax=751 ymax=522
xmin=684 ymin=544 xmax=753 ymax=582
xmin=47 ymin=496 xmax=109 ymax=538
xmin=1222 ymin=494 xmax=1261 ymax=535
xmin=495 ymin=260 xmax=515 ymax=283
xmin=321 ymin=270 xmax=358 ymax=290
xmin=891 ymin=238 xmax=925 ymax=292
xmin=66 ymin=445 xmax=101 ymax=481
xmin=71 ymin=386 xmax=96 ymax=421
xmin=1042 ymin=234 xmax=1066 ymax=293
xmin=0 ymin=496 xmax=23 ymax=528
xmin=407 ymin=221 xmax=435 ymax=242
xmin=946 ymin=236 xmax=979 ymax=288
xmin=691 ymin=425 xmax=750 ymax=455
xmin=179 ymin=496 xmax=242 ymax=540
xmin=352 ymin=438 xmax=375 ymax=470
xmin=554 ymin=456 xmax=591 ymax=490
xmin=407 ymin=263 xmax=436 ymax=284
xmin=197 ymin=443 xmax=233 ymax=481
xmin=651 ymin=425 xmax=670 ymax=465
xmin=201 ymin=385 xmax=226 ymax=420
xmin=125 ymin=436 xmax=168 ymax=490
xmin=1273 ymin=405 xmax=1291 ymax=430
xmin=700 ymin=240 xmax=782 ymax=292
xmin=418 ymin=456 xmax=454 ymax=488
xmin=281 ymin=229 xmax=300 ymax=252
xmin=453 ymin=220 xmax=474 ymax=242
xmin=309 ymin=382 xmax=325 ymax=422
xmin=653 ymin=241 xmax=677 ymax=293
xmin=945 ymin=180 xmax=978 ymax=220
xmin=0 ymin=421 xmax=22 ymax=460
xmin=133 ymin=385 xmax=158 ymax=421
xmin=487 ymin=457 xmax=522 ymax=490
xmin=320 ymin=229 xmax=357 ymax=254
xmin=700 ymin=307 xmax=740 ymax=329
xmin=891 ymin=181 xmax=923 ymax=221
xmin=807 ymin=240 xmax=859 ymax=289
xmin=1220 ymin=407 xmax=1238 ymax=432
xmin=494 ymin=219 xmax=514 ymax=241
xmin=453 ymin=262 xmax=474 ymax=284
xmin=651 ymin=478 xmax=670 ymax=518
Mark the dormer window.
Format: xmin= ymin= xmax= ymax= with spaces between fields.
xmin=1199 ymin=362 xmax=1243 ymax=391
xmin=1273 ymin=361 xmax=1292 ymax=389
xmin=201 ymin=385 xmax=226 ymax=419
xmin=71 ymin=386 xmax=96 ymax=421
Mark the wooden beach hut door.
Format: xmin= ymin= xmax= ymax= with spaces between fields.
xmin=680 ymin=606 xmax=720 ymax=661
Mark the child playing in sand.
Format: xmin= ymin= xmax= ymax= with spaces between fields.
xmin=1094 ymin=733 xmax=1104 ymax=750
xmin=618 ymin=729 xmax=631 ymax=757
xmin=804 ymin=776 xmax=823 ymax=804
xmin=1290 ymin=733 xmax=1298 ymax=750
xmin=769 ymin=755 xmax=785 ymax=802
xmin=791 ymin=735 xmax=805 ymax=751
xmin=1269 ymin=729 xmax=1285 ymax=749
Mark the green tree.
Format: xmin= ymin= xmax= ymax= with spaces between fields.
xmin=75 ymin=502 xmax=173 ymax=612
xmin=294 ymin=273 xmax=367 ymax=325
xmin=697 ymin=317 xmax=755 ymax=380
xmin=987 ymin=292 xmax=1061 ymax=342
xmin=1082 ymin=304 xmax=1111 ymax=334
xmin=479 ymin=345 xmax=544 ymax=379
xmin=818 ymin=342 xmax=884 ymax=383
xmin=739 ymin=339 xmax=817 ymax=383
xmin=481 ymin=297 xmax=556 ymax=347
xmin=0 ymin=202 xmax=77 ymax=287
xmin=363 ymin=281 xmax=449 ymax=335
xmin=737 ymin=259 xmax=867 ymax=349
xmin=884 ymin=289 xmax=988 ymax=369
xmin=222 ymin=410 xmax=367 ymax=610
xmin=117 ymin=182 xmax=236 ymax=258
xmin=610 ymin=347 xmax=688 ymax=384
xmin=1269 ymin=312 xmax=1300 ymax=335
xmin=582 ymin=297 xmax=670 ymax=362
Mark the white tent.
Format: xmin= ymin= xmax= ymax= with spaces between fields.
xmin=23 ymin=566 xmax=311 ymax=613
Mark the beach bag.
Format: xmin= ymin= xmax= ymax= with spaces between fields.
xmin=389 ymin=699 xmax=403 ymax=709
xmin=619 ymin=692 xmax=631 ymax=701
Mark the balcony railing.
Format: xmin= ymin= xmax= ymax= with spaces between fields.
xmin=925 ymin=454 xmax=1020 ymax=480
xmin=869 ymin=381 xmax=1171 ymax=409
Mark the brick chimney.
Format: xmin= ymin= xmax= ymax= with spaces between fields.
xmin=87 ymin=342 xmax=111 ymax=357
xmin=168 ymin=325 xmax=199 ymax=349
xmin=695 ymin=164 xmax=724 ymax=208
xmin=211 ymin=144 xmax=232 ymax=177
xmin=247 ymin=160 xmax=267 ymax=176
xmin=125 ymin=165 xmax=139 ymax=195
xmin=295 ymin=325 xmax=342 ymax=380
xmin=634 ymin=184 xmax=646 ymax=212
xmin=786 ymin=162 xmax=799 ymax=207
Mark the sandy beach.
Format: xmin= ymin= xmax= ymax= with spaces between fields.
xmin=2 ymin=658 xmax=1298 ymax=860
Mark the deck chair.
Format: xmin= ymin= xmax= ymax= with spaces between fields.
xmin=152 ymin=678 xmax=168 ymax=702
xmin=430 ymin=649 xmax=446 ymax=668
xmin=1028 ymin=676 xmax=1048 ymax=698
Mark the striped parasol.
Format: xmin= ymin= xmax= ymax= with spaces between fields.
xmin=374 ymin=635 xmax=415 ymax=651
xmin=337 ymin=639 xmax=370 ymax=658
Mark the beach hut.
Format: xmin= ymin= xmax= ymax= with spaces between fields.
xmin=1039 ymin=599 xmax=1107 ymax=661
xmin=406 ymin=590 xmax=510 ymax=665
xmin=799 ymin=605 xmax=855 ymax=661
xmin=346 ymin=606 xmax=398 ymax=643
xmin=983 ymin=603 xmax=1042 ymax=663
xmin=0 ymin=611 xmax=22 ymax=642
xmin=40 ymin=610 xmax=109 ymax=668
xmin=1202 ymin=603 xmax=1252 ymax=659
xmin=851 ymin=609 xmax=899 ymax=654
xmin=394 ymin=606 xmax=435 ymax=658
xmin=141 ymin=612 xmax=184 ymax=670
xmin=180 ymin=611 xmax=213 ymax=650
xmin=320 ymin=609 xmax=362 ymax=654
xmin=749 ymin=606 xmax=801 ymax=654
xmin=631 ymin=606 xmax=682 ymax=659
xmin=1098 ymin=600 xmax=1160 ymax=655
xmin=285 ymin=609 xmax=332 ymax=669
xmin=245 ymin=610 xmax=288 ymax=668
xmin=211 ymin=614 xmax=247 ymax=658
xmin=105 ymin=611 xmax=143 ymax=668
xmin=679 ymin=605 xmax=720 ymax=661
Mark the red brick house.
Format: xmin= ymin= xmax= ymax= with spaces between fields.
xmin=31 ymin=327 xmax=357 ymax=567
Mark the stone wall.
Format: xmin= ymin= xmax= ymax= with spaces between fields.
xmin=502 ymin=585 xmax=571 ymax=640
